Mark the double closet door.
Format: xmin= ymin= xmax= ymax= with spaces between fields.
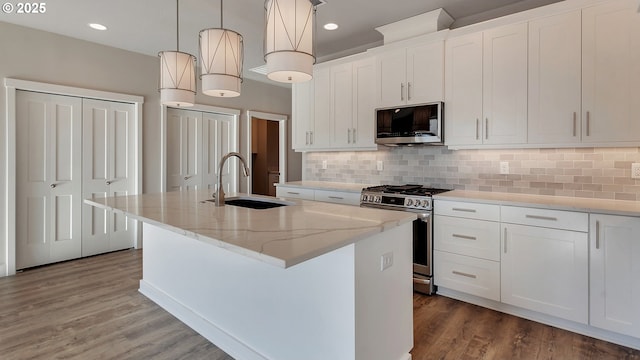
xmin=166 ymin=107 xmax=238 ymax=194
xmin=16 ymin=91 xmax=136 ymax=269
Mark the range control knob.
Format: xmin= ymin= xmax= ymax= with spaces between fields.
xmin=362 ymin=194 xmax=369 ymax=202
xmin=422 ymin=199 xmax=430 ymax=208
xmin=406 ymin=198 xmax=413 ymax=206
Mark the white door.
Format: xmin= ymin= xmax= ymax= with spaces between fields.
xmin=582 ymin=0 xmax=640 ymax=143
xmin=483 ymin=23 xmax=528 ymax=145
xmin=16 ymin=91 xmax=82 ymax=269
xmin=590 ymin=214 xmax=640 ymax=338
xmin=501 ymin=223 xmax=588 ymax=324
xmin=444 ymin=32 xmax=484 ymax=146
xmin=202 ymin=112 xmax=238 ymax=194
xmin=82 ymin=99 xmax=136 ymax=257
xmin=528 ymin=11 xmax=582 ymax=144
xmin=166 ymin=108 xmax=203 ymax=191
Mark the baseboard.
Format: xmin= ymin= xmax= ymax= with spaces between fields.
xmin=139 ymin=280 xmax=268 ymax=360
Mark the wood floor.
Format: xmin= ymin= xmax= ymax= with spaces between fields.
xmin=1 ymin=249 xmax=638 ymax=360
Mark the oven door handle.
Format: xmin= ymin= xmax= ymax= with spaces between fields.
xmin=413 ymin=277 xmax=431 ymax=285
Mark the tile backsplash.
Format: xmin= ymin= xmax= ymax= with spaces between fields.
xmin=304 ymin=147 xmax=640 ymax=201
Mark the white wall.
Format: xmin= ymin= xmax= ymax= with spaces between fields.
xmin=0 ymin=21 xmax=299 ymax=273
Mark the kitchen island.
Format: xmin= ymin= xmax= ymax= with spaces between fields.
xmin=86 ymin=190 xmax=415 ymax=360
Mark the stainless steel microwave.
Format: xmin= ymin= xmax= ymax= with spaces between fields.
xmin=375 ymin=102 xmax=443 ymax=146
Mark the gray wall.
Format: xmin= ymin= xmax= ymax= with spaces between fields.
xmin=0 ymin=21 xmax=299 ymax=272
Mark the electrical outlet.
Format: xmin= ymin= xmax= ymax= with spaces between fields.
xmin=376 ymin=160 xmax=384 ymax=171
xmin=632 ymin=163 xmax=640 ymax=179
xmin=380 ymin=252 xmax=393 ymax=271
xmin=322 ymin=160 xmax=327 ymax=170
xmin=499 ymin=161 xmax=510 ymax=175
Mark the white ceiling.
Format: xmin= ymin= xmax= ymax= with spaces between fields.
xmin=0 ymin=0 xmax=562 ymax=84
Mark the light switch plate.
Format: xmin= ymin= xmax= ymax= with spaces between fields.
xmin=322 ymin=160 xmax=327 ymax=170
xmin=632 ymin=163 xmax=640 ymax=179
xmin=376 ymin=161 xmax=384 ymax=171
xmin=499 ymin=161 xmax=510 ymax=175
xmin=380 ymin=252 xmax=393 ymax=271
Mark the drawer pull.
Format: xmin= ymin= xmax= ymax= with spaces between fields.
xmin=328 ymin=196 xmax=344 ymax=200
xmin=452 ymin=207 xmax=477 ymax=213
xmin=452 ymin=234 xmax=476 ymax=241
xmin=286 ymin=191 xmax=300 ymax=195
xmin=525 ymin=214 xmax=557 ymax=221
xmin=504 ymin=227 xmax=508 ymax=253
xmin=452 ymin=270 xmax=477 ymax=279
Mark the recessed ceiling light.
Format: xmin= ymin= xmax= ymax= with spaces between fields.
xmin=89 ymin=23 xmax=107 ymax=31
xmin=324 ymin=23 xmax=339 ymax=31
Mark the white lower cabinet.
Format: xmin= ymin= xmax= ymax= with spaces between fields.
xmin=590 ymin=214 xmax=640 ymax=338
xmin=434 ymin=251 xmax=500 ymax=301
xmin=501 ymin=223 xmax=589 ymax=324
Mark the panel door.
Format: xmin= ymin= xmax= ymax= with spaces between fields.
xmin=166 ymin=108 xmax=203 ymax=191
xmin=582 ymin=0 xmax=640 ymax=143
xmin=376 ymin=48 xmax=407 ymax=108
xmin=483 ymin=23 xmax=528 ymax=145
xmin=16 ymin=91 xmax=82 ymax=269
xmin=528 ymin=11 xmax=582 ymax=144
xmin=406 ymin=41 xmax=444 ymax=104
xmin=202 ymin=112 xmax=238 ymax=194
xmin=501 ymin=223 xmax=588 ymax=323
xmin=444 ymin=32 xmax=484 ymax=146
xmin=330 ymin=62 xmax=353 ymax=148
xmin=82 ymin=99 xmax=136 ymax=256
xmin=590 ymin=214 xmax=640 ymax=338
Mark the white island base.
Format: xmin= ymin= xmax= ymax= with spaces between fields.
xmin=139 ymin=222 xmax=413 ymax=360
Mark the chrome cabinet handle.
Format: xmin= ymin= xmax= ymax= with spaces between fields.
xmin=347 ymin=129 xmax=351 ymax=144
xmin=504 ymin=227 xmax=508 ymax=253
xmin=352 ymin=128 xmax=356 ymax=144
xmin=452 ymin=207 xmax=477 ymax=213
xmin=400 ymin=83 xmax=404 ymax=101
xmin=328 ymin=196 xmax=344 ymax=200
xmin=408 ymin=82 xmax=412 ymax=101
xmin=476 ymin=119 xmax=480 ymax=140
xmin=286 ymin=191 xmax=300 ymax=195
xmin=525 ymin=214 xmax=557 ymax=221
xmin=452 ymin=270 xmax=477 ymax=279
xmin=573 ymin=112 xmax=577 ymax=137
xmin=595 ymin=220 xmax=600 ymax=249
xmin=305 ymin=131 xmax=310 ymax=145
xmin=586 ymin=111 xmax=591 ymax=136
xmin=310 ymin=131 xmax=314 ymax=145
xmin=485 ymin=118 xmax=489 ymax=140
xmin=452 ymin=234 xmax=477 ymax=240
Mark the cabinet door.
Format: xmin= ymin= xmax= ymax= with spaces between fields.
xmin=406 ymin=41 xmax=444 ymax=104
xmin=292 ymin=81 xmax=313 ymax=150
xmin=528 ymin=11 xmax=582 ymax=144
xmin=501 ymin=223 xmax=588 ymax=323
xmin=330 ymin=62 xmax=353 ymax=148
xmin=483 ymin=23 xmax=528 ymax=145
xmin=166 ymin=108 xmax=203 ymax=191
xmin=590 ymin=214 xmax=640 ymax=338
xmin=582 ymin=0 xmax=640 ymax=143
xmin=312 ymin=66 xmax=331 ymax=148
xmin=444 ymin=32 xmax=484 ymax=146
xmin=82 ymin=99 xmax=136 ymax=256
xmin=376 ymin=49 xmax=407 ymax=108
xmin=352 ymin=57 xmax=376 ymax=148
xmin=16 ymin=91 xmax=82 ymax=269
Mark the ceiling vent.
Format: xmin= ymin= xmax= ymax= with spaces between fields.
xmin=375 ymin=8 xmax=454 ymax=44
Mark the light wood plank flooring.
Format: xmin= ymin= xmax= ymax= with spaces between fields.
xmin=1 ymin=249 xmax=639 ymax=359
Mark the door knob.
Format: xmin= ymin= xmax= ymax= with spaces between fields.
xmin=50 ymin=183 xmax=56 ymax=189
xmin=106 ymin=180 xmax=113 ymax=185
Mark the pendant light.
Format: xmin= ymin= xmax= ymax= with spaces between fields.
xmin=264 ymin=0 xmax=316 ymax=83
xmin=200 ymin=0 xmax=244 ymax=97
xmin=159 ymin=0 xmax=197 ymax=107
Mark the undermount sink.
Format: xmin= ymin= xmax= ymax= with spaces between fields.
xmin=203 ymin=197 xmax=293 ymax=210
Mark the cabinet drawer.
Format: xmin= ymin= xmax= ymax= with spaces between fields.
xmin=434 ymin=215 xmax=501 ymax=261
xmin=314 ymin=190 xmax=360 ymax=206
xmin=275 ymin=186 xmax=315 ymax=200
xmin=434 ymin=200 xmax=500 ymax=221
xmin=501 ymin=206 xmax=587 ymax=232
xmin=434 ymin=250 xmax=500 ymax=301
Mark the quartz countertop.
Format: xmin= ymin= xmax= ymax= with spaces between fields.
xmin=434 ymin=190 xmax=640 ymax=217
xmin=275 ymin=181 xmax=374 ymax=193
xmin=85 ymin=190 xmax=415 ymax=268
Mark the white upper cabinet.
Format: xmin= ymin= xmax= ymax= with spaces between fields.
xmin=528 ymin=11 xmax=582 ymax=144
xmin=331 ymin=57 xmax=376 ymax=149
xmin=582 ymin=0 xmax=640 ymax=143
xmin=292 ymin=67 xmax=331 ymax=151
xmin=376 ymin=41 xmax=444 ymax=108
xmin=292 ymin=79 xmax=313 ymax=150
xmin=445 ymin=23 xmax=527 ymax=146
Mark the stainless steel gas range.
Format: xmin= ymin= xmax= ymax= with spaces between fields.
xmin=360 ymin=184 xmax=450 ymax=295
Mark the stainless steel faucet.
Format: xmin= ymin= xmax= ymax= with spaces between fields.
xmin=214 ymin=152 xmax=250 ymax=206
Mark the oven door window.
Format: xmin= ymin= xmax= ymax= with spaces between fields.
xmin=413 ymin=218 xmax=429 ymax=269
